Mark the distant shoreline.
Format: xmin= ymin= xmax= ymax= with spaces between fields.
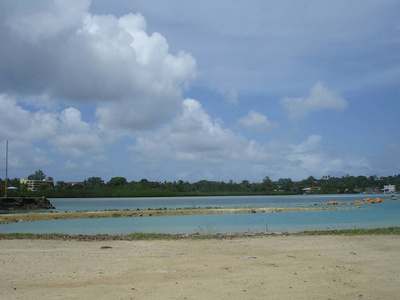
xmin=0 ymin=206 xmax=363 ymax=224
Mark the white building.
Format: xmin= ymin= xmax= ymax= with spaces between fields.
xmin=383 ymin=185 xmax=396 ymax=194
xmin=20 ymin=179 xmax=54 ymax=191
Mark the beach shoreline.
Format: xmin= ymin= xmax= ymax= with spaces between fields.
xmin=1 ymin=235 xmax=399 ymax=299
xmin=0 ymin=206 xmax=363 ymax=224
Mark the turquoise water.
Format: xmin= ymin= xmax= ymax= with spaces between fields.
xmin=0 ymin=195 xmax=399 ymax=234
xmin=37 ymin=194 xmax=385 ymax=211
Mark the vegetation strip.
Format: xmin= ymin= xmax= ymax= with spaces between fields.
xmin=0 ymin=206 xmax=362 ymax=224
xmin=0 ymin=227 xmax=399 ymax=241
xmin=6 ymin=171 xmax=400 ymax=198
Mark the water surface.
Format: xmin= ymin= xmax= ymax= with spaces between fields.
xmin=1 ymin=194 xmax=398 ymax=234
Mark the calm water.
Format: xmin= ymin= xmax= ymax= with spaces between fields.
xmin=1 ymin=194 xmax=399 ymax=234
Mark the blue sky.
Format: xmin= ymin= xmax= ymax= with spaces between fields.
xmin=0 ymin=0 xmax=399 ymax=183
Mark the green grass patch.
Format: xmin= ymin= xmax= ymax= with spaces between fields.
xmin=1 ymin=227 xmax=399 ymax=241
xmin=297 ymin=226 xmax=400 ymax=236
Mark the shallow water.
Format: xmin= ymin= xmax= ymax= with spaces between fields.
xmin=1 ymin=194 xmax=399 ymax=234
xmin=39 ymin=194 xmax=387 ymax=211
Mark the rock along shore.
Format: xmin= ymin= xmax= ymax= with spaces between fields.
xmin=0 ymin=197 xmax=55 ymax=211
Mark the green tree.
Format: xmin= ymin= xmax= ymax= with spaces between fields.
xmin=277 ymin=178 xmax=293 ymax=191
xmin=305 ymin=176 xmax=317 ymax=185
xmin=36 ymin=182 xmax=53 ymax=191
xmin=263 ymin=176 xmax=272 ymax=185
xmin=107 ymin=177 xmax=128 ymax=187
xmin=262 ymin=176 xmax=274 ymax=191
xmin=241 ymin=180 xmax=250 ymax=190
xmin=27 ymin=170 xmax=46 ymax=180
xmin=83 ymin=177 xmax=104 ymax=188
xmin=9 ymin=177 xmax=20 ymax=188
xmin=56 ymin=181 xmax=67 ymax=190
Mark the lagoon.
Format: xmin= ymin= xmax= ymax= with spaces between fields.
xmin=38 ymin=194 xmax=383 ymax=211
xmin=0 ymin=194 xmax=399 ymax=234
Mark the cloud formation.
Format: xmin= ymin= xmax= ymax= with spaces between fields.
xmin=0 ymin=94 xmax=55 ymax=169
xmin=130 ymin=99 xmax=370 ymax=181
xmin=0 ymin=94 xmax=57 ymax=143
xmin=0 ymin=94 xmax=104 ymax=171
xmin=237 ymin=110 xmax=276 ymax=133
xmin=132 ymin=98 xmax=246 ymax=165
xmin=50 ymin=107 xmax=103 ymax=158
xmin=0 ymin=0 xmax=196 ymax=134
xmin=0 ymin=1 xmax=397 ymax=182
xmin=280 ymin=83 xmax=348 ymax=121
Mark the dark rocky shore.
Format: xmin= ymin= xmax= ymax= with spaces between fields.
xmin=0 ymin=197 xmax=55 ymax=211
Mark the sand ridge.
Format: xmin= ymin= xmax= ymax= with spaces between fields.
xmin=0 ymin=206 xmax=363 ymax=224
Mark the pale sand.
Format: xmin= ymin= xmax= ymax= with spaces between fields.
xmin=1 ymin=235 xmax=399 ymax=299
xmin=0 ymin=206 xmax=362 ymax=224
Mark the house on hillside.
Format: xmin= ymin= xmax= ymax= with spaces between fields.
xmin=383 ymin=185 xmax=396 ymax=194
xmin=302 ymin=186 xmax=321 ymax=194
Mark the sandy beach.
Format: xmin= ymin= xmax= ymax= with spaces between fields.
xmin=1 ymin=235 xmax=399 ymax=299
xmin=0 ymin=206 xmax=362 ymax=224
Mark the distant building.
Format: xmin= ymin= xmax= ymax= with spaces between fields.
xmin=67 ymin=182 xmax=83 ymax=186
xmin=302 ymin=186 xmax=321 ymax=194
xmin=20 ymin=179 xmax=54 ymax=191
xmin=383 ymin=185 xmax=396 ymax=194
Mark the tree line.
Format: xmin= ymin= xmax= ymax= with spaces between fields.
xmin=1 ymin=170 xmax=399 ymax=198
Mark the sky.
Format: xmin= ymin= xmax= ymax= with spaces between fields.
xmin=0 ymin=0 xmax=399 ymax=184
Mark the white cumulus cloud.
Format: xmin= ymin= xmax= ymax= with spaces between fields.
xmin=0 ymin=94 xmax=104 ymax=171
xmin=237 ymin=110 xmax=276 ymax=133
xmin=280 ymin=83 xmax=348 ymax=121
xmin=132 ymin=98 xmax=246 ymax=165
xmin=0 ymin=94 xmax=57 ymax=142
xmin=59 ymin=107 xmax=90 ymax=132
xmin=50 ymin=107 xmax=103 ymax=158
xmin=1 ymin=1 xmax=387 ymax=182
xmin=0 ymin=2 xmax=196 ymax=134
xmin=1 ymin=0 xmax=90 ymax=43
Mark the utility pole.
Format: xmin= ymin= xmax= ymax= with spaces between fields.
xmin=4 ymin=140 xmax=8 ymax=197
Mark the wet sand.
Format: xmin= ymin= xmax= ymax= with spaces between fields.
xmin=0 ymin=206 xmax=362 ymax=224
xmin=1 ymin=235 xmax=399 ymax=299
